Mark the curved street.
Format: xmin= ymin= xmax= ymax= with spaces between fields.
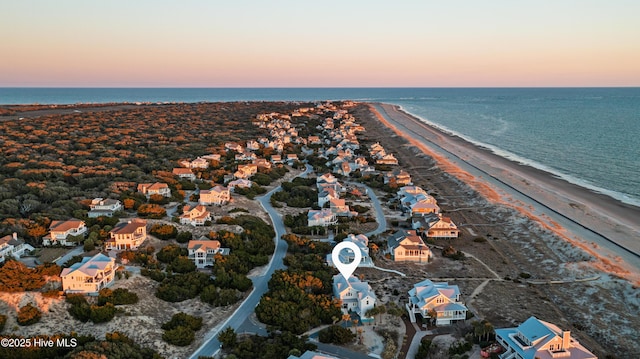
xmin=189 ymin=166 xmax=311 ymax=359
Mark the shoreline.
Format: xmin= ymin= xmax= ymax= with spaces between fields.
xmin=368 ymin=102 xmax=640 ymax=284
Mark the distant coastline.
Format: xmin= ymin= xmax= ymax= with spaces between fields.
xmin=369 ymin=103 xmax=640 ymax=282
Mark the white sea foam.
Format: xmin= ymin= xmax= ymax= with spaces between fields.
xmin=396 ymin=105 xmax=640 ymax=208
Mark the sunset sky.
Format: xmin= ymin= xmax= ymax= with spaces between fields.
xmin=1 ymin=0 xmax=639 ymax=87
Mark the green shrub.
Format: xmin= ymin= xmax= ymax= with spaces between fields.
xmin=17 ymin=303 xmax=42 ymax=326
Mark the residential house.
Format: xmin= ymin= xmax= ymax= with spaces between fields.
xmin=199 ymin=186 xmax=231 ymax=205
xmin=246 ymin=140 xmax=260 ymax=151
xmin=308 ymin=135 xmax=322 ymax=145
xmin=495 ymin=316 xmax=597 ymax=359
xmin=376 ymin=154 xmax=399 ymax=165
xmin=137 ymin=182 xmax=171 ymax=198
xmin=425 ymin=214 xmax=460 ymax=239
xmin=180 ymin=157 xmax=209 ymax=169
xmin=329 ymin=198 xmax=356 ymax=217
xmin=410 ymin=200 xmax=441 ymax=216
xmin=106 ymin=219 xmax=147 ymax=250
xmin=318 ymin=187 xmax=339 ymax=208
xmin=173 ymin=167 xmax=196 ymax=180
xmin=227 ymin=179 xmax=253 ymax=191
xmin=88 ymin=198 xmax=123 ymax=218
xmin=406 ymin=279 xmax=467 ymax=325
xmin=202 ymin=153 xmax=221 ymax=162
xmin=234 ymin=164 xmax=258 ymax=179
xmin=235 ymin=151 xmax=257 ymax=161
xmin=387 ymin=230 xmax=432 ymax=262
xmin=337 ymin=161 xmax=352 ymax=177
xmin=60 ymin=253 xmax=115 ymax=294
xmin=307 ymin=209 xmax=337 ymax=227
xmin=187 ymin=239 xmax=229 ymax=269
xmin=270 ymin=154 xmax=283 ymax=164
xmin=286 ymin=153 xmax=299 ymax=165
xmin=333 ymin=275 xmax=376 ymax=323
xmin=326 ymin=234 xmax=372 ymax=267
xmin=252 ymin=158 xmax=272 ymax=169
xmin=384 ymin=169 xmax=412 ymax=187
xmin=43 ymin=220 xmax=87 ymax=246
xmin=0 ymin=233 xmax=34 ymax=263
xmin=180 ymin=205 xmax=212 ymax=226
xmin=224 ymin=142 xmax=243 ymax=153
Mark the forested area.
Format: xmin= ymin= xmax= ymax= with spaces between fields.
xmin=0 ymin=102 xmax=305 ymax=244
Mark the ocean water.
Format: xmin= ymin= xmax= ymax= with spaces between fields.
xmin=1 ymin=87 xmax=639 ymax=206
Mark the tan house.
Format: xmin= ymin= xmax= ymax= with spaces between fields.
xmin=426 ymin=215 xmax=459 ymax=239
xmin=188 ymin=239 xmax=228 ymax=268
xmin=180 ymin=157 xmax=209 ymax=169
xmin=61 ymin=253 xmax=115 ymax=294
xmin=137 ymin=182 xmax=171 ymax=198
xmin=387 ymin=230 xmax=432 ymax=262
xmin=410 ymin=200 xmax=440 ymax=216
xmin=180 ymin=205 xmax=211 ymax=226
xmin=199 ymin=186 xmax=231 ymax=205
xmin=234 ymin=164 xmax=258 ymax=179
xmin=43 ymin=220 xmax=87 ymax=246
xmin=106 ymin=219 xmax=147 ymax=250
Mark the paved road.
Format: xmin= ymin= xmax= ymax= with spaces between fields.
xmin=189 ymin=165 xmax=312 ymax=359
xmin=347 ymin=182 xmax=388 ymax=237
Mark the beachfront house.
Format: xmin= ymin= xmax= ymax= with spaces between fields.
xmin=180 ymin=205 xmax=212 ymax=226
xmin=406 ymin=279 xmax=467 ymax=325
xmin=137 ymin=182 xmax=171 ymax=198
xmin=187 ymin=239 xmax=229 ymax=269
xmin=60 ymin=253 xmax=115 ymax=294
xmin=43 ymin=219 xmax=87 ymax=246
xmin=199 ymin=186 xmax=231 ymax=205
xmin=106 ymin=219 xmax=147 ymax=250
xmin=88 ymin=198 xmax=123 ymax=218
xmin=495 ymin=316 xmax=597 ymax=359
xmin=333 ymin=274 xmax=377 ymax=323
xmin=425 ymin=214 xmax=460 ymax=239
xmin=387 ymin=229 xmax=432 ymax=262
xmin=0 ymin=233 xmax=34 ymax=263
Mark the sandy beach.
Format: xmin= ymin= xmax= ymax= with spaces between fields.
xmin=370 ymin=103 xmax=640 ymax=284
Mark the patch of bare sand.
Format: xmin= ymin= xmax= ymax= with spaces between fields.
xmin=0 ymin=275 xmax=239 ymax=359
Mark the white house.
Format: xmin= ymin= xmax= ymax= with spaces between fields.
xmin=425 ymin=214 xmax=460 ymax=239
xmin=308 ymin=209 xmax=337 ymax=227
xmin=333 ymin=275 xmax=377 ymax=323
xmin=326 ymin=234 xmax=373 ymax=267
xmin=180 ymin=205 xmax=212 ymax=226
xmin=406 ymin=279 xmax=467 ymax=325
xmin=0 ymin=233 xmax=34 ymax=263
xmin=495 ymin=316 xmax=597 ymax=359
xmin=187 ymin=239 xmax=229 ymax=269
xmin=137 ymin=182 xmax=171 ymax=198
xmin=43 ymin=220 xmax=87 ymax=246
xmin=88 ymin=198 xmax=123 ymax=218
xmin=199 ymin=186 xmax=231 ymax=205
xmin=106 ymin=219 xmax=147 ymax=250
xmin=60 ymin=253 xmax=116 ymax=294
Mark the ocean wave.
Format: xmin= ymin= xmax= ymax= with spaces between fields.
xmin=396 ymin=106 xmax=640 ymax=208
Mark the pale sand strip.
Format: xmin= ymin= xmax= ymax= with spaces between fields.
xmin=369 ymin=103 xmax=640 ymax=283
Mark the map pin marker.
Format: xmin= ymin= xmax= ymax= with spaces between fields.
xmin=332 ymin=241 xmax=362 ymax=281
